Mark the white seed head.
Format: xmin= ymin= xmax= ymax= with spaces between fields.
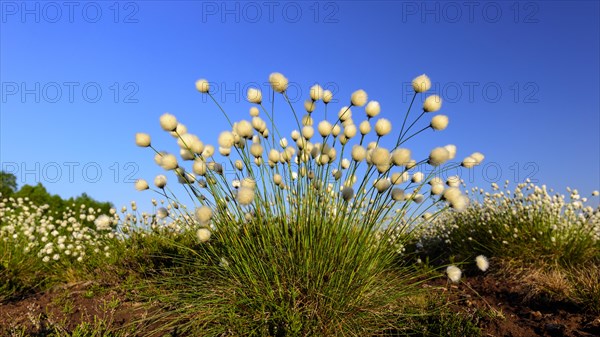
xmin=235 ymin=120 xmax=254 ymax=138
xmin=196 ymin=228 xmax=211 ymax=242
xmin=235 ymin=160 xmax=244 ymax=171
xmin=195 ymin=206 xmax=213 ymax=223
xmin=332 ymin=124 xmax=341 ymax=137
xmin=304 ymin=100 xmax=316 ymax=113
xmin=391 ymin=188 xmax=405 ymax=201
xmin=279 ymin=137 xmax=288 ymax=148
xmin=269 ymin=72 xmax=288 ymax=93
xmin=135 ymin=179 xmax=149 ymax=191
xmin=374 ymin=118 xmax=392 ymax=136
xmin=412 ymin=74 xmax=431 ymax=93
xmin=476 ymin=255 xmax=489 ymax=272
xmin=291 ymin=130 xmax=301 ymax=141
xmin=431 ymin=183 xmax=445 ymax=195
xmin=341 ymin=158 xmax=350 ymax=169
xmin=470 ymin=152 xmax=485 ymax=164
xmin=135 ymin=133 xmax=151 ymax=147
xmin=156 ymin=207 xmax=169 ymax=219
xmin=429 ymin=147 xmax=450 ymax=166
xmin=351 ymin=89 xmax=368 ymax=107
xmin=247 ymin=88 xmax=262 ymax=104
xmin=241 ymin=177 xmax=256 ymax=189
xmin=412 ymin=172 xmax=424 ymax=183
xmin=365 ymin=101 xmax=381 ymax=118
xmin=180 ymin=148 xmax=195 ymax=161
xmin=375 ymin=178 xmax=391 ymax=193
xmin=447 ymin=175 xmax=461 ymax=187
xmin=461 ymin=156 xmax=478 ymax=168
xmin=443 ymin=187 xmax=462 ymax=203
xmin=358 ymin=120 xmax=371 ymax=135
xmin=218 ymin=131 xmax=235 ymax=148
xmin=444 ymin=144 xmax=457 ymax=160
xmin=154 ymin=175 xmax=167 ymax=188
xmin=193 ymin=160 xmax=207 ymax=176
xmin=391 ymin=148 xmax=411 ymax=166
xmin=169 ymin=123 xmax=188 ymax=138
xmin=592 ymin=190 xmax=599 ymax=196
xmin=323 ymin=90 xmax=333 ymax=104
xmin=391 ymin=172 xmax=409 ymax=184
xmin=371 ymin=148 xmax=390 ymax=166
xmin=352 ymin=145 xmax=367 ymax=162
xmin=446 ymin=265 xmax=462 ymax=283
xmin=341 ymin=186 xmax=354 ymax=201
xmin=195 ymin=79 xmax=210 ymax=93
xmin=219 ymin=146 xmax=231 ymax=156
xmin=310 ymin=84 xmax=324 ymax=101
xmin=450 ymin=195 xmax=469 ymax=211
xmin=430 ymin=115 xmax=449 ymax=131
xmin=273 ymin=173 xmax=283 ymax=186
xmin=160 ymin=154 xmax=178 ymax=170
xmin=344 ymin=124 xmax=357 ymax=138
xmin=159 ymin=113 xmax=178 ymax=131
xmin=249 ymin=106 xmax=260 ymax=117
xmin=302 ymin=126 xmax=315 ymax=140
xmin=423 ymin=95 xmax=442 ymax=112
xmin=237 ymin=186 xmax=255 ymax=205
xmin=318 ymin=120 xmax=332 ymax=137
xmin=338 ymin=106 xmax=352 ymax=121
xmin=202 ymin=145 xmax=215 ymax=158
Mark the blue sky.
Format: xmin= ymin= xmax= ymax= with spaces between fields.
xmin=1 ymin=0 xmax=599 ymax=211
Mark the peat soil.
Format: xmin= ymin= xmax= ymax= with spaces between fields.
xmin=1 ymin=274 xmax=599 ymax=337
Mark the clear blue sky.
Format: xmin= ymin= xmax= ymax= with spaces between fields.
xmin=1 ymin=1 xmax=599 ymax=211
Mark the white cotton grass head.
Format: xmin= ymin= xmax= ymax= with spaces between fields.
xmin=391 ymin=148 xmax=411 ymax=166
xmin=195 ymin=79 xmax=210 ymax=93
xmin=249 ymin=106 xmax=260 ymax=117
xmin=351 ymin=89 xmax=368 ymax=107
xmin=160 ymin=154 xmax=178 ymax=170
xmin=375 ymin=178 xmax=391 ymax=193
xmin=237 ymin=187 xmax=255 ymax=205
xmin=371 ymin=148 xmax=390 ymax=166
xmin=135 ymin=179 xmax=149 ymax=191
xmin=196 ymin=228 xmax=211 ymax=243
xmin=318 ymin=120 xmax=332 ymax=137
xmin=430 ymin=183 xmax=445 ymax=195
xmin=428 ymin=147 xmax=450 ymax=166
xmin=195 ymin=206 xmax=213 ymax=223
xmin=359 ymin=120 xmax=371 ymax=135
xmin=269 ymin=72 xmax=288 ymax=93
xmin=411 ymin=172 xmax=424 ymax=183
xmin=338 ymin=106 xmax=352 ymax=121
xmin=391 ymin=188 xmax=405 ymax=201
xmin=169 ymin=123 xmax=188 ymax=138
xmin=135 ymin=133 xmax=151 ymax=147
xmin=461 ymin=156 xmax=478 ymax=168
xmin=304 ymin=100 xmax=316 ymax=113
xmin=235 ymin=120 xmax=254 ymax=139
xmin=341 ymin=186 xmax=354 ymax=201
xmin=344 ymin=124 xmax=357 ymax=139
xmin=352 ymin=145 xmax=367 ymax=162
xmin=323 ymin=90 xmax=333 ymax=104
xmin=592 ymin=190 xmax=600 ymax=196
xmin=247 ymin=88 xmax=262 ymax=104
xmin=94 ymin=214 xmax=112 ymax=231
xmin=430 ymin=115 xmax=449 ymax=131
xmin=154 ymin=175 xmax=167 ymax=188
xmin=156 ymin=207 xmax=169 ymax=219
xmin=310 ymin=84 xmax=324 ymax=101
xmin=470 ymin=152 xmax=485 ymax=164
xmin=475 ymin=255 xmax=489 ymax=272
xmin=423 ymin=95 xmax=442 ymax=112
xmin=412 ymin=74 xmax=431 ymax=93
xmin=444 ymin=144 xmax=457 ymax=160
xmin=159 ymin=113 xmax=178 ymax=131
xmin=446 ymin=265 xmax=462 ymax=283
xmin=218 ymin=131 xmax=235 ymax=148
xmin=374 ymin=118 xmax=392 ymax=136
xmin=365 ymin=101 xmax=380 ymax=118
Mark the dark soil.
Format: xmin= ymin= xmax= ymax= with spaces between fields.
xmin=1 ymin=274 xmax=599 ymax=336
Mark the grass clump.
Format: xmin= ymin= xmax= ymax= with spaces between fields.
xmin=132 ymin=72 xmax=484 ymax=335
